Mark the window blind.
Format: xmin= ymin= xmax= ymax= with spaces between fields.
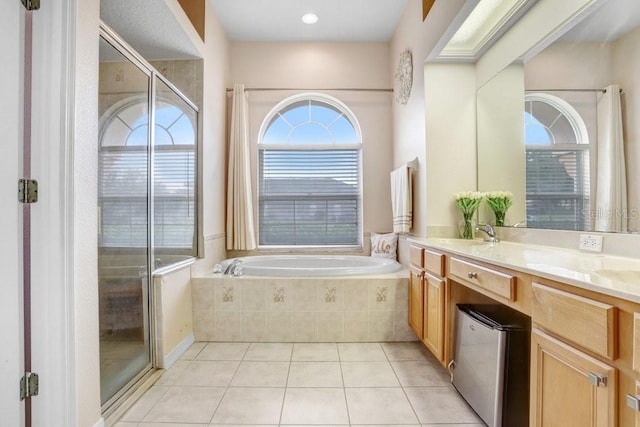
xmin=99 ymin=147 xmax=195 ymax=247
xmin=525 ymin=148 xmax=590 ymax=230
xmin=258 ymin=149 xmax=361 ymax=246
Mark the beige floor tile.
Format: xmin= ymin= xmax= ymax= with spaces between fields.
xmin=421 ymin=425 xmax=485 ymax=427
xmin=196 ymin=342 xmax=249 ymax=360
xmin=120 ymin=385 xmax=170 ymax=422
xmin=292 ymin=343 xmax=339 ymax=361
xmin=155 ymin=360 xmax=190 ymax=386
xmin=391 ymin=360 xmax=450 ymax=387
xmin=173 ymin=360 xmax=239 ymax=386
xmin=112 ymin=422 xmax=139 ymax=427
xmin=179 ymin=342 xmax=206 ymax=360
xmin=211 ymin=387 xmax=285 ymax=424
xmin=345 ymin=388 xmax=419 ymax=425
xmin=280 ymin=388 xmax=349 ymax=425
xmin=337 ymin=343 xmax=387 ymax=361
xmin=287 ymin=362 xmax=343 ymax=387
xmin=230 ymin=361 xmax=290 ymax=387
xmin=244 ymin=342 xmax=293 ymax=361
xmin=142 ymin=386 xmax=226 ymax=424
xmin=341 ymin=362 xmax=400 ymax=387
xmin=138 ymin=423 xmax=208 ymax=427
xmin=380 ymin=342 xmax=431 ymax=361
xmin=404 ymin=386 xmax=483 ymax=424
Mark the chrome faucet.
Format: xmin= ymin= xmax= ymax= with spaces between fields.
xmin=223 ymin=259 xmax=244 ymax=275
xmin=475 ymin=223 xmax=499 ymax=243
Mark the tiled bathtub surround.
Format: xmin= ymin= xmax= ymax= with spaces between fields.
xmin=191 ymin=272 xmax=414 ymax=342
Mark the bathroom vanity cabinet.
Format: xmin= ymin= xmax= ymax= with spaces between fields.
xmin=408 ymin=240 xmax=640 ymax=427
xmin=408 ymin=245 xmax=446 ymax=363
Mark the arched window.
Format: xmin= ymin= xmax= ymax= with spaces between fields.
xmin=258 ymin=93 xmax=362 ymax=247
xmin=99 ymin=96 xmax=197 ymax=249
xmin=524 ymin=93 xmax=591 ymax=230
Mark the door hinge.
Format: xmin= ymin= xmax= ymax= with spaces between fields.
xmin=18 ymin=179 xmax=38 ymax=203
xmin=587 ymin=372 xmax=607 ymax=387
xmin=20 ymin=372 xmax=39 ymax=400
xmin=20 ymin=0 xmax=40 ymax=10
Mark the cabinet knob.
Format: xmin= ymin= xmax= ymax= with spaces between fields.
xmin=587 ymin=372 xmax=607 ymax=387
xmin=467 ymin=272 xmax=478 ymax=279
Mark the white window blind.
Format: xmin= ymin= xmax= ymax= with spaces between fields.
xmin=99 ymin=147 xmax=195 ymax=247
xmin=259 ymin=149 xmax=361 ymax=246
xmin=525 ymin=148 xmax=590 ymax=230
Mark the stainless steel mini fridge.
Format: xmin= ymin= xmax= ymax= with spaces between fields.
xmin=451 ymin=304 xmax=530 ymax=427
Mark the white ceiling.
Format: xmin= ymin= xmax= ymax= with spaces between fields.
xmin=559 ymin=0 xmax=640 ymax=43
xmin=210 ymin=0 xmax=409 ymax=42
xmin=101 ymin=0 xmax=201 ymax=60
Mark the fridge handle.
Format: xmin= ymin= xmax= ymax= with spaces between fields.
xmin=447 ymin=359 xmax=456 ymax=383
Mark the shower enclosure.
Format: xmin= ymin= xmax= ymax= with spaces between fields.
xmin=98 ymin=25 xmax=198 ymax=411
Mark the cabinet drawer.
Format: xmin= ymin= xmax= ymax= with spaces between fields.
xmin=532 ymin=283 xmax=617 ymax=360
xmin=424 ymin=249 xmax=444 ymax=277
xmin=449 ymin=257 xmax=516 ymax=301
xmin=409 ymin=245 xmax=424 ymax=268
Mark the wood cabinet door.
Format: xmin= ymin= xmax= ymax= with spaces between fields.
xmin=531 ymin=329 xmax=617 ymax=427
xmin=408 ymin=267 xmax=424 ymax=339
xmin=423 ymin=272 xmax=445 ymax=361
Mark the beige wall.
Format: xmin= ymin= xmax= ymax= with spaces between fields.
xmin=476 ymin=63 xmax=526 ymax=225
xmin=229 ymin=42 xmax=394 ymax=248
xmin=154 ymin=267 xmax=193 ymax=365
xmin=390 ymin=0 xmax=467 ymax=238
xmin=614 ymin=27 xmax=640 ymax=232
xmin=424 ymin=63 xmax=478 ymax=232
xmin=74 ymin=0 xmax=102 ymax=424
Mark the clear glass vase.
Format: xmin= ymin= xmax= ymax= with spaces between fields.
xmin=493 ymin=210 xmax=506 ymax=227
xmin=457 ymin=213 xmax=476 ymax=239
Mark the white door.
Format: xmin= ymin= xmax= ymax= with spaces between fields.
xmin=1 ymin=1 xmax=75 ymax=425
xmin=0 ymin=1 xmax=25 ymax=425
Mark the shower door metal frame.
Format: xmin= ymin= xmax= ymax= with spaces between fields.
xmin=98 ymin=21 xmax=200 ymax=417
xmin=98 ymin=25 xmax=157 ymax=416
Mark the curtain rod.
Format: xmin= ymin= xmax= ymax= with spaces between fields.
xmin=225 ymin=87 xmax=393 ymax=93
xmin=526 ymin=88 xmax=623 ymax=94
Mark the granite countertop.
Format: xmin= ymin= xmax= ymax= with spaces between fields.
xmin=408 ymin=237 xmax=640 ymax=303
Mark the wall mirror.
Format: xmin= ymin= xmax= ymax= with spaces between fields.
xmin=477 ymin=0 xmax=640 ymax=234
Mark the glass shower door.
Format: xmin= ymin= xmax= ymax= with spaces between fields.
xmin=97 ymin=35 xmax=153 ymax=407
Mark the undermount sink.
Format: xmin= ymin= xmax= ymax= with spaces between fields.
xmin=593 ymin=269 xmax=640 ymax=285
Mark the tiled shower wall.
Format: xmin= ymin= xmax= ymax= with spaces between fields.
xmin=192 ymin=273 xmax=415 ymax=342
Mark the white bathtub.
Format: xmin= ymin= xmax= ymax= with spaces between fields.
xmin=219 ymin=255 xmax=402 ymax=277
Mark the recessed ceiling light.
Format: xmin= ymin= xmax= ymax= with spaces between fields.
xmin=301 ymin=12 xmax=319 ymax=25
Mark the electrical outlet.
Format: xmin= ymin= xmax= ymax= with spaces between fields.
xmin=579 ymin=234 xmax=603 ymax=252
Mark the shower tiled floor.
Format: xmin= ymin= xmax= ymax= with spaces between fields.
xmin=114 ymin=341 xmax=485 ymax=426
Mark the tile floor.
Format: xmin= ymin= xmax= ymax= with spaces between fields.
xmin=114 ymin=341 xmax=485 ymax=426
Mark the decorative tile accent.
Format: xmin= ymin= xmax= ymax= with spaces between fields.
xmin=376 ymin=286 xmax=388 ymax=302
xmin=325 ymin=286 xmax=337 ymax=303
xmin=115 ymin=68 xmax=124 ymax=82
xmin=159 ymin=66 xmax=169 ymax=77
xmin=222 ymin=286 xmax=234 ymax=303
xmin=274 ymin=287 xmax=285 ymax=303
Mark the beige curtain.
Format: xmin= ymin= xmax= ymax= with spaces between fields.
xmin=595 ymin=84 xmax=627 ymax=232
xmin=226 ymin=83 xmax=257 ymax=250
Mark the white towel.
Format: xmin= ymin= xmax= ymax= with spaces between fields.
xmin=390 ymin=165 xmax=412 ymax=234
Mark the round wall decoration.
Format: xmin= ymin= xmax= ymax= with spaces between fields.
xmin=395 ymin=49 xmax=413 ymax=105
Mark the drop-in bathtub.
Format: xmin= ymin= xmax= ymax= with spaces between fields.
xmin=193 ymin=255 xmax=412 ymax=342
xmin=217 ymin=255 xmax=402 ymax=277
